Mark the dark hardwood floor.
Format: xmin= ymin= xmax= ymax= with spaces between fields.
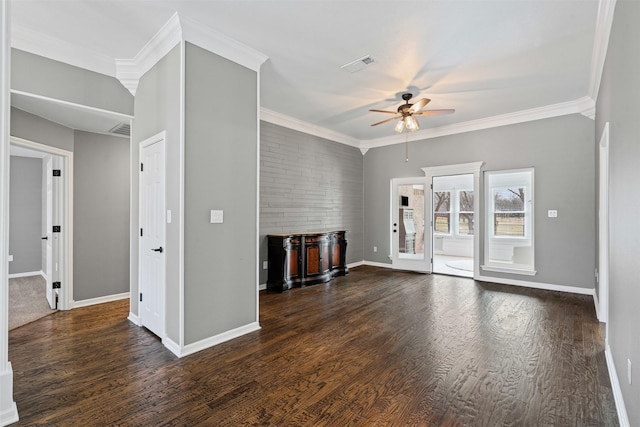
xmin=9 ymin=266 xmax=618 ymax=426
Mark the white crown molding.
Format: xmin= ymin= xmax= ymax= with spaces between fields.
xmin=179 ymin=14 xmax=268 ymax=72
xmin=260 ymin=107 xmax=360 ymax=148
xmin=360 ymin=96 xmax=597 ymax=152
xmin=589 ymin=0 xmax=618 ymax=101
xmin=115 ymin=12 xmax=268 ymax=95
xmin=11 ymin=23 xmax=116 ymax=77
xmin=115 ymin=13 xmax=182 ymax=96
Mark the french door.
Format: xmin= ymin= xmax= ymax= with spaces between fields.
xmin=390 ymin=177 xmax=432 ymax=273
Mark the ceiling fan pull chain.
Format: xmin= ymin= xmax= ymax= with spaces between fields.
xmin=405 ymin=132 xmax=409 ymax=162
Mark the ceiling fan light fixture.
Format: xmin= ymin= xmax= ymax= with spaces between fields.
xmin=394 ymin=119 xmax=405 ymax=133
xmin=405 ymin=115 xmax=419 ymax=131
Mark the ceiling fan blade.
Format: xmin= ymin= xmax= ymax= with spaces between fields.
xmin=410 ymin=98 xmax=431 ymax=113
xmin=369 ymin=109 xmax=399 ymax=114
xmin=371 ymin=116 xmax=401 ymax=126
xmin=414 ymin=109 xmax=455 ymax=116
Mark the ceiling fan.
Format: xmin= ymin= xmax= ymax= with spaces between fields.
xmin=369 ymin=93 xmax=455 ymax=133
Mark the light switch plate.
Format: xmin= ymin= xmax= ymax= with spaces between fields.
xmin=210 ymin=209 xmax=224 ymax=223
xmin=548 ymin=210 xmax=558 ymax=218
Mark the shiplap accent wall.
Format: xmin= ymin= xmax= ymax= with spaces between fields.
xmin=259 ymin=121 xmax=363 ymax=283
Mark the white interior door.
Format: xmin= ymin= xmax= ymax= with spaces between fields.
xmin=139 ymin=136 xmax=166 ymax=338
xmin=391 ymin=177 xmax=432 ymax=272
xmin=44 ymin=156 xmax=54 ymax=309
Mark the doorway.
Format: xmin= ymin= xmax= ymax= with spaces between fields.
xmin=432 ymin=174 xmax=474 ymax=278
xmin=10 ymin=136 xmax=73 ymax=311
xmin=422 ymin=162 xmax=483 ymax=279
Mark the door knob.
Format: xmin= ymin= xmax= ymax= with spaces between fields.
xmin=152 ymin=247 xmax=163 ymax=253
xmin=41 ymin=236 xmax=48 ymax=240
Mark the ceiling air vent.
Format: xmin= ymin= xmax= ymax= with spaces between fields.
xmin=340 ymin=55 xmax=375 ymax=73
xmin=109 ymin=122 xmax=131 ymax=137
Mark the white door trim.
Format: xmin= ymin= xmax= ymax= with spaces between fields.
xmin=598 ymin=122 xmax=610 ymax=325
xmin=422 ymin=162 xmax=484 ymax=279
xmin=10 ymin=136 xmax=74 ymax=310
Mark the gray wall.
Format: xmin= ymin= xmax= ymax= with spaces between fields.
xmin=9 ymin=156 xmax=42 ymax=274
xmin=183 ymin=42 xmax=258 ymax=344
xmin=131 ymin=44 xmax=182 ymax=341
xmin=12 ymin=49 xmax=133 ymax=116
xmin=11 ymin=108 xmax=131 ymax=302
xmin=11 ymin=108 xmax=74 ymax=151
xmin=73 ymin=131 xmax=130 ymax=300
xmin=364 ymin=114 xmax=595 ymax=289
xmin=595 ymin=1 xmax=640 ymax=423
xmin=259 ymin=121 xmax=364 ymax=284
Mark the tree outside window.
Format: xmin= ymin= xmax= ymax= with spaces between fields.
xmin=433 ymin=191 xmax=450 ymax=234
xmin=493 ymin=187 xmax=525 ymax=237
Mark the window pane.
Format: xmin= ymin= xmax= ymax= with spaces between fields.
xmin=494 ymin=188 xmax=524 ymax=211
xmin=494 ymin=213 xmax=525 ymax=237
xmin=398 ymin=184 xmax=425 ymax=257
xmin=434 ymin=213 xmax=450 ymax=234
xmin=433 ymin=192 xmax=450 ymax=212
xmin=459 ymin=190 xmax=474 ymax=212
xmin=458 ymin=213 xmax=474 ymax=235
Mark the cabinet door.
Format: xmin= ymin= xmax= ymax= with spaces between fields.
xmin=304 ymin=235 xmax=330 ymax=277
xmin=286 ymin=243 xmax=301 ymax=280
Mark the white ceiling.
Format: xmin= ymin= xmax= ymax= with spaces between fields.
xmin=10 ymin=0 xmax=605 ymax=143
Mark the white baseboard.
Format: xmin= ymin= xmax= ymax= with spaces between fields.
xmin=347 ymin=260 xmax=365 ymax=268
xmin=362 ymin=260 xmax=393 ymax=269
xmin=475 ymin=274 xmax=595 ymax=296
xmin=170 ymin=322 xmax=261 ymax=358
xmin=73 ymin=292 xmax=130 ymax=309
xmin=0 ymin=363 xmax=19 ymax=426
xmin=163 ymin=336 xmax=181 ymax=357
xmin=8 ymin=270 xmax=44 ymax=279
xmin=258 ymin=283 xmax=267 ymax=291
xmin=593 ymin=290 xmax=600 ymax=320
xmin=127 ymin=311 xmax=141 ymax=326
xmin=605 ymin=343 xmax=630 ymax=426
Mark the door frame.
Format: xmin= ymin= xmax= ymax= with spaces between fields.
xmin=390 ymin=176 xmax=431 ymax=272
xmin=422 ymin=162 xmax=484 ymax=279
xmin=598 ymin=122 xmax=609 ymax=325
xmin=138 ymin=132 xmax=167 ymax=339
xmin=10 ymin=136 xmax=73 ymax=310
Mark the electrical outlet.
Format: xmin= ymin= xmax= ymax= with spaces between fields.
xmin=373 ymin=246 xmax=377 ymax=253
xmin=628 ymin=359 xmax=632 ymax=385
xmin=263 ymin=261 xmax=268 ymax=270
xmin=548 ymin=210 xmax=558 ymax=218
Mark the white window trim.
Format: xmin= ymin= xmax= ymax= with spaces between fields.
xmin=482 ymin=168 xmax=536 ymax=276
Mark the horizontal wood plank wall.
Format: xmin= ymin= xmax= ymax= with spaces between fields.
xmin=9 ymin=266 xmax=618 ymax=426
xmin=260 ymin=121 xmax=364 ymax=285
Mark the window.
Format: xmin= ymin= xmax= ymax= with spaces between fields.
xmin=433 ymin=191 xmax=450 ymax=234
xmin=493 ymin=187 xmax=525 ymax=237
xmin=458 ymin=190 xmax=474 ymax=235
xmin=483 ymin=168 xmax=535 ymax=275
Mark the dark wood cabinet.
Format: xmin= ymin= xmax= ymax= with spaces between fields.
xmin=267 ymin=231 xmax=348 ymax=291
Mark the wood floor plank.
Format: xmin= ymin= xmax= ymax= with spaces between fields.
xmin=8 ymin=266 xmax=619 ymax=426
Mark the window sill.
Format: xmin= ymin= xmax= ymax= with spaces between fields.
xmin=481 ymin=264 xmax=537 ymax=276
